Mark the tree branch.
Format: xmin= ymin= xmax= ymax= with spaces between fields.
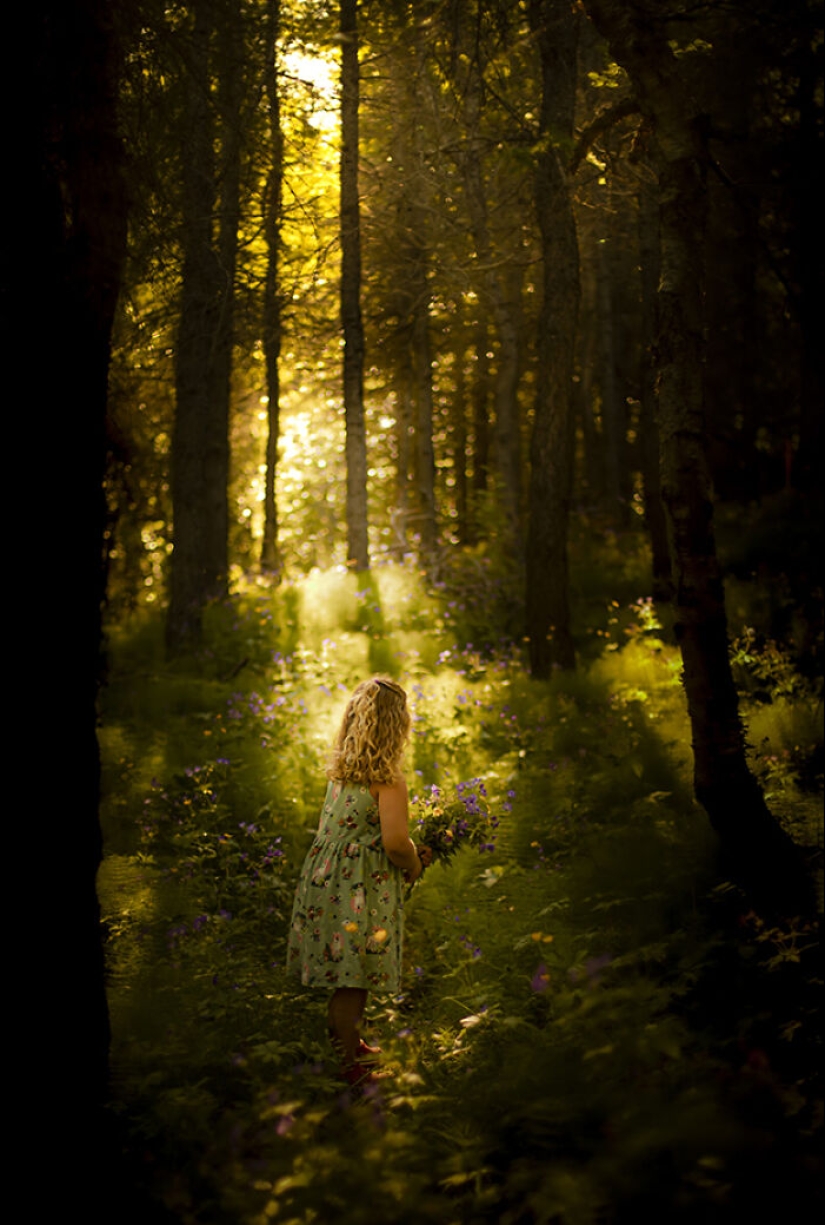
xmin=569 ymin=96 xmax=641 ymax=174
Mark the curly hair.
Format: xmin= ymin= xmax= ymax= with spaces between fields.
xmin=327 ymin=676 xmax=410 ymax=786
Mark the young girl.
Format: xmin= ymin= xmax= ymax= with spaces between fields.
xmin=287 ymin=676 xmax=432 ymax=1087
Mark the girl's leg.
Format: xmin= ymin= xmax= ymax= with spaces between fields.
xmin=328 ymin=987 xmax=368 ymax=1065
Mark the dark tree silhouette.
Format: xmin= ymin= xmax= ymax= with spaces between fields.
xmin=525 ymin=0 xmax=581 ymax=676
xmin=261 ymin=0 xmax=285 ymax=580
xmin=340 ymin=0 xmax=370 ymax=571
xmin=167 ymin=0 xmax=242 ymax=653
xmin=17 ymin=0 xmax=127 ymax=1206
xmin=584 ymin=0 xmax=813 ymax=913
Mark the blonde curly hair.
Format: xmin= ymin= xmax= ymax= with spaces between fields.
xmin=327 ymin=676 xmax=410 ymax=786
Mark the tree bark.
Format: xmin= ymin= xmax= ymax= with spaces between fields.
xmin=19 ymin=0 xmax=126 ymax=1203
xmin=637 ymin=175 xmax=673 ymax=601
xmin=791 ymin=30 xmax=824 ymax=493
xmin=207 ymin=0 xmax=242 ymax=593
xmin=340 ymin=0 xmax=370 ymax=571
xmin=470 ymin=315 xmax=491 ymax=519
xmin=412 ymin=295 xmax=438 ymax=563
xmin=452 ymin=334 xmax=470 ymax=545
xmin=597 ymin=224 xmax=630 ymax=526
xmin=457 ymin=51 xmax=523 ymax=538
xmin=167 ymin=0 xmax=220 ymax=653
xmin=584 ymin=0 xmax=810 ymax=912
xmin=394 ymin=25 xmax=438 ymax=569
xmin=575 ymin=225 xmax=604 ymax=504
xmin=167 ymin=0 xmax=241 ymax=652
xmin=393 ymin=371 xmax=414 ymax=556
xmin=525 ymin=0 xmax=580 ymax=676
xmin=261 ymin=0 xmax=284 ymax=579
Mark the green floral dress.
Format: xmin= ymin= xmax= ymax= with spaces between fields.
xmin=287 ymin=780 xmax=404 ymax=992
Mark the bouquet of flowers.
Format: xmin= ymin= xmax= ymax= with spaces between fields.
xmin=410 ymin=778 xmax=504 ymax=866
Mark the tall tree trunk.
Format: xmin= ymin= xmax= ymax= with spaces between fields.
xmin=167 ymin=0 xmax=240 ymax=652
xmin=469 ymin=315 xmax=491 ymax=540
xmin=637 ymin=175 xmax=672 ymax=601
xmin=452 ymin=335 xmax=470 ymax=545
xmin=792 ymin=33 xmax=824 ymax=493
xmin=703 ymin=45 xmax=760 ymax=504
xmin=525 ymin=0 xmax=580 ymax=676
xmin=396 ymin=25 xmax=438 ymax=569
xmin=21 ymin=0 xmax=126 ymax=1203
xmin=575 ymin=226 xmax=604 ymax=505
xmin=393 ymin=370 xmax=414 ymax=556
xmin=168 ymin=0 xmax=219 ymax=653
xmin=207 ymin=0 xmax=242 ymax=597
xmin=340 ymin=0 xmax=370 ymax=571
xmin=412 ymin=294 xmax=438 ymax=563
xmin=597 ymin=224 xmax=630 ymax=526
xmin=261 ymin=0 xmax=284 ymax=578
xmin=458 ymin=55 xmax=522 ymax=537
xmin=585 ymin=0 xmax=810 ymax=912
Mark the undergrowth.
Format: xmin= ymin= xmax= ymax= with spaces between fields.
xmin=98 ymin=561 xmax=822 ymax=1224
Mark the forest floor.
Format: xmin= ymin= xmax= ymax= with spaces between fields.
xmin=98 ymin=542 xmax=822 ymax=1225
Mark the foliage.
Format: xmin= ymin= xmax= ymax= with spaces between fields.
xmin=99 ymin=562 xmax=822 ymax=1224
xmin=409 ymin=777 xmax=506 ymax=865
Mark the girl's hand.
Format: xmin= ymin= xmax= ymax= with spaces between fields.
xmin=404 ymin=844 xmax=432 ymax=886
xmin=404 ymin=854 xmax=424 ymax=885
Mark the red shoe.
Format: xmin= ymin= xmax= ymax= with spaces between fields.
xmin=357 ymin=1038 xmax=382 ymax=1063
xmin=328 ymin=1029 xmax=382 ymax=1064
xmin=341 ymin=1061 xmax=382 ymax=1090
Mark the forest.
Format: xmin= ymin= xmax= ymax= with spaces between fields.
xmin=20 ymin=0 xmax=822 ymax=1222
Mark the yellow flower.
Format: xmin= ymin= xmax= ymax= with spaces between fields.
xmin=372 ymin=927 xmax=388 ymax=944
xmin=343 ymin=922 xmax=358 ymax=933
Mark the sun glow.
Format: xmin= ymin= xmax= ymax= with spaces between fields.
xmin=281 ymin=46 xmax=339 ymax=133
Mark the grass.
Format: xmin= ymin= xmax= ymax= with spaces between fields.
xmin=98 ymin=560 xmax=822 ymax=1224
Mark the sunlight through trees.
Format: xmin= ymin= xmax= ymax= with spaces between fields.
xmin=27 ymin=0 xmax=822 ymax=1219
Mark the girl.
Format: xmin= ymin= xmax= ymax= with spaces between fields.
xmin=287 ymin=676 xmax=432 ymax=1087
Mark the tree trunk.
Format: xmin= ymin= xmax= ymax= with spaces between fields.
xmin=792 ymin=34 xmax=824 ymax=493
xmin=207 ymin=0 xmax=242 ymax=597
xmin=261 ymin=0 xmax=284 ymax=579
xmin=585 ymin=0 xmax=810 ymax=912
xmin=21 ymin=0 xmax=126 ymax=1203
xmin=469 ymin=316 xmax=492 ymax=539
xmin=575 ymin=225 xmax=604 ymax=505
xmin=525 ymin=0 xmax=580 ymax=677
xmin=452 ymin=336 xmax=470 ymax=545
xmin=396 ymin=25 xmax=438 ymax=569
xmin=637 ymin=175 xmax=672 ymax=601
xmin=167 ymin=0 xmax=241 ymax=651
xmin=458 ymin=56 xmax=522 ymax=538
xmin=340 ymin=0 xmax=370 ymax=571
xmin=412 ymin=296 xmax=438 ymax=564
xmin=168 ymin=0 xmax=220 ymax=653
xmin=393 ymin=371 xmax=414 ymax=556
xmin=597 ymin=225 xmax=630 ymax=526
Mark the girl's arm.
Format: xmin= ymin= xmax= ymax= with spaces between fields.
xmin=374 ymin=777 xmax=423 ymax=883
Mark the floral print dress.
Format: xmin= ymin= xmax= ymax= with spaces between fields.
xmin=287 ymin=780 xmax=404 ymax=992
